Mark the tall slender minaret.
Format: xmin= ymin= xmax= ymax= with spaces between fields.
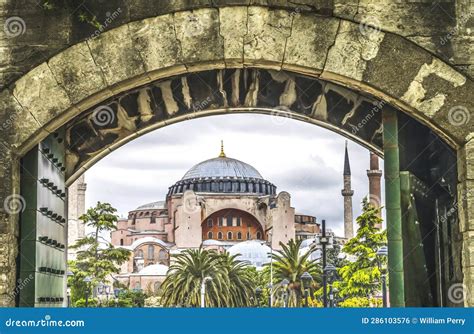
xmin=341 ymin=142 xmax=354 ymax=239
xmin=367 ymin=152 xmax=383 ymax=218
xmin=67 ymin=174 xmax=87 ymax=260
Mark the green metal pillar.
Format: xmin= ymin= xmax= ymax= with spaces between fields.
xmin=382 ymin=107 xmax=405 ymax=307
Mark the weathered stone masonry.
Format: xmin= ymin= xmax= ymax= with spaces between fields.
xmin=0 ymin=1 xmax=472 ymax=306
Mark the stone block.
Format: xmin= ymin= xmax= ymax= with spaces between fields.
xmin=174 ymin=8 xmax=225 ymax=69
xmin=48 ymin=42 xmax=108 ymax=104
xmin=219 ymin=6 xmax=248 ymax=67
xmin=11 ymin=62 xmax=71 ymax=128
xmin=283 ymin=14 xmax=339 ymax=74
xmin=0 ymin=90 xmax=41 ymax=148
xmin=129 ymin=14 xmax=184 ymax=77
xmin=322 ymin=20 xmax=385 ymax=82
xmin=87 ymin=24 xmax=147 ymax=89
xmin=244 ymin=6 xmax=292 ymax=69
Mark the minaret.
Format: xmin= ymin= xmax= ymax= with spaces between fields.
xmin=367 ymin=152 xmax=383 ymax=225
xmin=67 ymin=174 xmax=87 ymax=260
xmin=341 ymin=142 xmax=354 ymax=239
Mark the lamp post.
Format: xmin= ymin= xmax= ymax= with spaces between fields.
xmin=66 ymin=270 xmax=74 ymax=307
xmin=324 ymin=264 xmax=337 ymax=308
xmin=268 ymin=231 xmax=273 ymax=307
xmin=376 ymin=246 xmax=388 ymax=307
xmin=319 ymin=219 xmax=329 ymax=307
xmin=114 ymin=288 xmax=121 ymax=307
xmin=97 ymin=282 xmax=104 ymax=307
xmin=83 ymin=276 xmax=92 ymax=307
xmin=200 ymin=276 xmax=213 ymax=308
xmin=300 ymin=272 xmax=313 ymax=307
xmin=281 ymin=279 xmax=289 ymax=307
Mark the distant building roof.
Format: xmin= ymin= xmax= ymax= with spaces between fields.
xmin=135 ymin=201 xmax=166 ymax=210
xmin=138 ymin=264 xmax=169 ymax=276
xmin=227 ymin=240 xmax=271 ymax=268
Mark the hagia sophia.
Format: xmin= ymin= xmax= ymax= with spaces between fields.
xmin=67 ymin=142 xmax=382 ymax=293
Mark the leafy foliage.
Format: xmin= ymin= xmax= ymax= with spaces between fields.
xmin=334 ymin=199 xmax=387 ymax=301
xmin=160 ymin=248 xmax=256 ymax=307
xmin=268 ymin=239 xmax=321 ymax=307
xmin=68 ymin=202 xmax=131 ymax=305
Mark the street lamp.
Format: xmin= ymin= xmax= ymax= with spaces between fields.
xmin=376 ymin=246 xmax=388 ymax=307
xmin=66 ymin=270 xmax=74 ymax=307
xmin=83 ymin=276 xmax=92 ymax=307
xmin=324 ymin=264 xmax=337 ymax=307
xmin=300 ymin=272 xmax=313 ymax=307
xmin=281 ymin=279 xmax=289 ymax=307
xmin=200 ymin=276 xmax=213 ymax=308
xmin=114 ymin=288 xmax=121 ymax=307
xmin=268 ymin=231 xmax=274 ymax=307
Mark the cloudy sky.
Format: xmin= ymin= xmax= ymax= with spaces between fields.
xmin=84 ymin=113 xmax=385 ymax=237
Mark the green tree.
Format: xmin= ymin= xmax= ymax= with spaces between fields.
xmin=160 ymin=248 xmax=256 ymax=307
xmin=269 ymin=239 xmax=321 ymax=307
xmin=335 ymin=199 xmax=387 ymax=301
xmin=68 ymin=202 xmax=131 ymax=305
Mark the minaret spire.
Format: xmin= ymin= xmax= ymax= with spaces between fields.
xmin=341 ymin=141 xmax=354 ymax=239
xmin=219 ymin=140 xmax=226 ymax=158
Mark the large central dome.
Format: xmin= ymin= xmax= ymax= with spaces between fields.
xmin=182 ymin=156 xmax=263 ymax=180
xmin=168 ymin=142 xmax=276 ymax=196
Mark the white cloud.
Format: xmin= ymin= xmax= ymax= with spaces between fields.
xmin=84 ymin=114 xmax=385 ymax=238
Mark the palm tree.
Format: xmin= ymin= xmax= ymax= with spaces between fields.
xmin=217 ymin=252 xmax=256 ymax=307
xmin=160 ymin=248 xmax=256 ymax=307
xmin=269 ymin=239 xmax=320 ymax=307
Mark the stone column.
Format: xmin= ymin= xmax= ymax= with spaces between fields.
xmin=67 ymin=174 xmax=87 ymax=260
xmin=458 ymin=133 xmax=474 ymax=306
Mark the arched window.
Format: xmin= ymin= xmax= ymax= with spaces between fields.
xmin=148 ymin=245 xmax=155 ymax=260
xmin=120 ymin=239 xmax=124 ymax=246
xmin=227 ymin=231 xmax=233 ymax=240
xmin=136 ymin=249 xmax=144 ymax=258
xmin=159 ymin=249 xmax=167 ymax=260
xmin=246 ymin=232 xmax=250 ymax=240
xmin=217 ymin=232 xmax=223 ymax=240
xmin=227 ymin=216 xmax=232 ymax=226
xmin=218 ymin=217 xmax=224 ymax=226
xmin=207 ymin=231 xmax=213 ymax=239
xmin=207 ymin=218 xmax=213 ymax=227
xmin=236 ymin=217 xmax=241 ymax=227
xmin=150 ymin=212 xmax=156 ymax=224
xmin=237 ymin=232 xmax=242 ymax=240
xmin=256 ymin=232 xmax=262 ymax=240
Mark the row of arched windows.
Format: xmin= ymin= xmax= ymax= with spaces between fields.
xmin=207 ymin=217 xmax=242 ymax=227
xmin=135 ymin=246 xmax=168 ymax=260
xmin=169 ymin=180 xmax=276 ymax=195
xmin=207 ymin=231 xmax=262 ymax=240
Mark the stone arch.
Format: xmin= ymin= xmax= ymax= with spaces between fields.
xmin=1 ymin=6 xmax=471 ymax=158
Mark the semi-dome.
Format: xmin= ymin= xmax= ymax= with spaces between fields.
xmin=168 ymin=142 xmax=276 ymax=196
xmin=135 ymin=201 xmax=166 ymax=210
xmin=228 ymin=240 xmax=271 ymax=268
xmin=138 ymin=264 xmax=169 ymax=276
